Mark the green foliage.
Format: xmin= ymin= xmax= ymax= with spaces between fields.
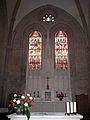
xmin=24 ymin=107 xmax=31 ymax=120
xmin=9 ymin=93 xmax=34 ymax=120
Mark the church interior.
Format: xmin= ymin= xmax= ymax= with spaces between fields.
xmin=0 ymin=0 xmax=90 ymax=119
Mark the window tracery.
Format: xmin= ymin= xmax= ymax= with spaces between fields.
xmin=42 ymin=14 xmax=55 ymax=22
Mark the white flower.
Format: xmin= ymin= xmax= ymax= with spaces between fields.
xmin=16 ymin=100 xmax=20 ymax=104
xmin=14 ymin=94 xmax=17 ymax=97
xmin=21 ymin=95 xmax=25 ymax=99
xmin=13 ymin=99 xmax=16 ymax=102
xmin=29 ymin=96 xmax=33 ymax=100
xmin=27 ymin=94 xmax=30 ymax=97
xmin=24 ymin=102 xmax=28 ymax=107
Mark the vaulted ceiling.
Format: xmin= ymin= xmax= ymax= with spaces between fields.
xmin=6 ymin=0 xmax=89 ymax=30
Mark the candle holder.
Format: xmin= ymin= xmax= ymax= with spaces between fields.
xmin=65 ymin=113 xmax=70 ymax=116
xmin=65 ymin=112 xmax=77 ymax=116
xmin=33 ymin=92 xmax=35 ymax=97
xmin=30 ymin=93 xmax=32 ymax=96
xmin=56 ymin=91 xmax=58 ymax=97
xmin=37 ymin=91 xmax=40 ymax=97
xmin=73 ymin=112 xmax=77 ymax=115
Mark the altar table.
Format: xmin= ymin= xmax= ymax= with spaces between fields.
xmin=8 ymin=112 xmax=83 ymax=120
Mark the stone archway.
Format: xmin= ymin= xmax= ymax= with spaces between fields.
xmin=6 ymin=4 xmax=88 ymax=109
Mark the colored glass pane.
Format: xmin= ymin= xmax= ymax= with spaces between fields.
xmin=29 ymin=31 xmax=42 ymax=70
xmin=55 ymin=31 xmax=68 ymax=70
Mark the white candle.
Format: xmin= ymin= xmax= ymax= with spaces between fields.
xmin=70 ymin=102 xmax=73 ymax=113
xmin=66 ymin=102 xmax=70 ymax=113
xmin=74 ymin=102 xmax=77 ymax=113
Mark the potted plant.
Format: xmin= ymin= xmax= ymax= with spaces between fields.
xmin=9 ymin=93 xmax=34 ymax=120
xmin=56 ymin=92 xmax=65 ymax=101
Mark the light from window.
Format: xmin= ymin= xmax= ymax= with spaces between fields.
xmin=55 ymin=31 xmax=68 ymax=70
xmin=42 ymin=14 xmax=55 ymax=22
xmin=29 ymin=31 xmax=42 ymax=70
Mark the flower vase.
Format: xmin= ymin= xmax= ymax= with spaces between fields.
xmin=59 ymin=97 xmax=63 ymax=101
xmin=16 ymin=110 xmax=21 ymax=115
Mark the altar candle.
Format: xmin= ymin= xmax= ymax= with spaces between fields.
xmin=70 ymin=102 xmax=73 ymax=113
xmin=74 ymin=102 xmax=77 ymax=113
xmin=66 ymin=102 xmax=70 ymax=113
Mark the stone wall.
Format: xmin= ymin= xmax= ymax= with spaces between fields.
xmin=0 ymin=3 xmax=89 ymax=107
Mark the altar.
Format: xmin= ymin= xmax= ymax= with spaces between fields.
xmin=31 ymin=101 xmax=66 ymax=112
xmin=8 ymin=112 xmax=83 ymax=120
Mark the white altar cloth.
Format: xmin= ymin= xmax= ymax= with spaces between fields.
xmin=8 ymin=112 xmax=83 ymax=120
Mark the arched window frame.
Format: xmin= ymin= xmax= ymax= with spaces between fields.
xmin=28 ymin=31 xmax=42 ymax=70
xmin=55 ymin=31 xmax=68 ymax=70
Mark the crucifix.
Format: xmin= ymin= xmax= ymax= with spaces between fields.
xmin=46 ymin=76 xmax=50 ymax=89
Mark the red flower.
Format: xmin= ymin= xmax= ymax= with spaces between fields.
xmin=21 ymin=101 xmax=24 ymax=105
xmin=30 ymin=102 xmax=33 ymax=106
xmin=18 ymin=98 xmax=21 ymax=100
xmin=26 ymin=99 xmax=30 ymax=103
xmin=25 ymin=97 xmax=29 ymax=100
xmin=60 ymin=92 xmax=64 ymax=97
xmin=57 ymin=92 xmax=64 ymax=98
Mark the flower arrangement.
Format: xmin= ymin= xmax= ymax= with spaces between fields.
xmin=56 ymin=92 xmax=65 ymax=100
xmin=8 ymin=93 xmax=34 ymax=120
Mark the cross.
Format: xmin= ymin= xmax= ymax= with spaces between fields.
xmin=46 ymin=76 xmax=49 ymax=89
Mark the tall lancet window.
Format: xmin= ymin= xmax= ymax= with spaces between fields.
xmin=29 ymin=31 xmax=42 ymax=70
xmin=55 ymin=31 xmax=68 ymax=70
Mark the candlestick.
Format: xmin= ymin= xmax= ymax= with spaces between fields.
xmin=74 ymin=101 xmax=77 ymax=113
xmin=66 ymin=102 xmax=70 ymax=114
xmin=37 ymin=91 xmax=39 ymax=97
xmin=70 ymin=102 xmax=73 ymax=113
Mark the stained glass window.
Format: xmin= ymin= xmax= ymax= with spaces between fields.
xmin=29 ymin=31 xmax=42 ymax=70
xmin=55 ymin=31 xmax=68 ymax=70
xmin=42 ymin=14 xmax=55 ymax=22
